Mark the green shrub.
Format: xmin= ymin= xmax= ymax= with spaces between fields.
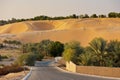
xmin=15 ymin=53 xmax=37 ymax=66
xmin=36 ymin=54 xmax=44 ymax=61
xmin=0 ymin=55 xmax=8 ymax=61
xmin=63 ymin=48 xmax=77 ymax=62
xmin=63 ymin=41 xmax=84 ymax=63
xmin=15 ymin=53 xmax=44 ymax=66
xmin=1 ymin=55 xmax=8 ymax=59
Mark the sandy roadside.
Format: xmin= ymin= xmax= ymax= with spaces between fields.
xmin=0 ymin=70 xmax=29 ymax=80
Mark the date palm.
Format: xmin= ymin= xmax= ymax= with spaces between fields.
xmin=88 ymin=38 xmax=108 ymax=66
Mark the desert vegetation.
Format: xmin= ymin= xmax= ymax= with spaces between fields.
xmin=14 ymin=40 xmax=64 ymax=66
xmin=3 ymin=40 xmax=21 ymax=48
xmin=0 ymin=41 xmax=29 ymax=76
xmin=0 ymin=55 xmax=8 ymax=61
xmin=63 ymin=38 xmax=120 ymax=67
xmin=0 ymin=40 xmax=22 ymax=62
xmin=21 ymin=40 xmax=64 ymax=57
xmin=0 ymin=38 xmax=120 ymax=67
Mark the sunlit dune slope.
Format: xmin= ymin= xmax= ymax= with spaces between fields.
xmin=0 ymin=18 xmax=120 ymax=34
xmin=15 ymin=28 xmax=120 ymax=46
xmin=0 ymin=18 xmax=120 ymax=46
xmin=0 ymin=21 xmax=55 ymax=34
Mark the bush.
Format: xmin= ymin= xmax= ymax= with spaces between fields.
xmin=1 ymin=55 xmax=8 ymax=59
xmin=15 ymin=53 xmax=37 ymax=66
xmin=108 ymin=12 xmax=118 ymax=18
xmin=0 ymin=55 xmax=8 ymax=61
xmin=49 ymin=41 xmax=64 ymax=57
xmin=15 ymin=53 xmax=44 ymax=66
xmin=36 ymin=53 xmax=44 ymax=61
xmin=0 ymin=43 xmax=4 ymax=48
xmin=63 ymin=48 xmax=77 ymax=62
xmin=63 ymin=41 xmax=84 ymax=63
xmin=90 ymin=14 xmax=98 ymax=18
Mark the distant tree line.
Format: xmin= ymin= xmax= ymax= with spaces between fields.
xmin=0 ymin=12 xmax=120 ymax=26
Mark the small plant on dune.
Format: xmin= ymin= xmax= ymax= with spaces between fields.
xmin=15 ymin=52 xmax=44 ymax=66
xmin=15 ymin=53 xmax=36 ymax=66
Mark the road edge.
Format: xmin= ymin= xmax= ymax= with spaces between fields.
xmin=55 ymin=66 xmax=120 ymax=80
xmin=21 ymin=67 xmax=32 ymax=80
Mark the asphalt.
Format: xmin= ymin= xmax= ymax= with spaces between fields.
xmin=27 ymin=60 xmax=118 ymax=80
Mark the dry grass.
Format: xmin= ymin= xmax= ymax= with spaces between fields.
xmin=0 ymin=49 xmax=21 ymax=58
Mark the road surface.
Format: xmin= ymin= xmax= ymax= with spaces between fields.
xmin=28 ymin=60 xmax=118 ymax=80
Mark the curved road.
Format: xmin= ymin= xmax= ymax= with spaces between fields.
xmin=28 ymin=60 xmax=118 ymax=80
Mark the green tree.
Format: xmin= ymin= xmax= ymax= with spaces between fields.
xmin=49 ymin=41 xmax=64 ymax=57
xmin=91 ymin=14 xmax=98 ymax=18
xmin=64 ymin=41 xmax=84 ymax=55
xmin=88 ymin=38 xmax=108 ymax=66
xmin=108 ymin=12 xmax=118 ymax=18
xmin=79 ymin=14 xmax=89 ymax=18
xmin=79 ymin=15 xmax=84 ymax=18
xmin=98 ymin=14 xmax=106 ymax=18
xmin=21 ymin=43 xmax=37 ymax=53
xmin=38 ymin=40 xmax=53 ymax=56
xmin=15 ymin=53 xmax=37 ymax=66
xmin=107 ymin=40 xmax=120 ymax=67
xmin=63 ymin=48 xmax=77 ymax=62
xmin=34 ymin=15 xmax=50 ymax=20
xmin=83 ymin=14 xmax=89 ymax=18
xmin=63 ymin=41 xmax=84 ymax=63
xmin=117 ymin=13 xmax=120 ymax=18
xmin=68 ymin=14 xmax=78 ymax=19
xmin=0 ymin=20 xmax=8 ymax=26
xmin=77 ymin=52 xmax=92 ymax=66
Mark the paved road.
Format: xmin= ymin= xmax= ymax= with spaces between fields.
xmin=28 ymin=60 xmax=118 ymax=80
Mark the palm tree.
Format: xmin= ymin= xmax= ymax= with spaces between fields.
xmin=78 ymin=52 xmax=92 ymax=66
xmin=107 ymin=40 xmax=120 ymax=67
xmin=88 ymin=38 xmax=108 ymax=66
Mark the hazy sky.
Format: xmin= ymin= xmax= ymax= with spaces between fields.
xmin=0 ymin=0 xmax=120 ymax=20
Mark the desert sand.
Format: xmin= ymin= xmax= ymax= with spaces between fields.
xmin=0 ymin=18 xmax=120 ymax=46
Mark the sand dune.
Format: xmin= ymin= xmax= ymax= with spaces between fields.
xmin=0 ymin=18 xmax=120 ymax=46
xmin=15 ymin=28 xmax=120 ymax=46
